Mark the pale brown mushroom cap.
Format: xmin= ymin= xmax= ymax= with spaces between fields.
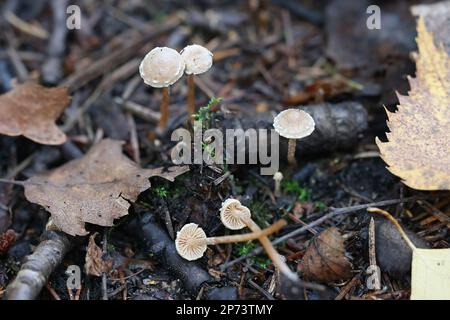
xmin=220 ymin=199 xmax=251 ymax=230
xmin=175 ymin=223 xmax=207 ymax=261
xmin=180 ymin=44 xmax=213 ymax=75
xmin=139 ymin=47 xmax=185 ymax=88
xmin=273 ymin=109 xmax=315 ymax=139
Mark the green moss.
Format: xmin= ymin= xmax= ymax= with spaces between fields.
xmin=233 ymin=242 xmax=271 ymax=269
xmin=282 ymin=180 xmax=311 ymax=202
xmin=153 ymin=186 xmax=169 ymax=199
xmin=314 ymin=201 xmax=327 ymax=209
xmin=192 ymin=96 xmax=223 ymax=130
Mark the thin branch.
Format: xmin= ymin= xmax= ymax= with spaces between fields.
xmin=4 ymin=231 xmax=72 ymax=300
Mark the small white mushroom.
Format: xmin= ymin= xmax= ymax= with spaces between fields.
xmin=139 ymin=47 xmax=185 ymax=130
xmin=180 ymin=44 xmax=213 ymax=117
xmin=273 ymin=172 xmax=283 ymax=197
xmin=181 ymin=44 xmax=213 ymax=75
xmin=139 ymin=47 xmax=185 ymax=88
xmin=220 ymin=198 xmax=251 ymax=230
xmin=175 ymin=221 xmax=287 ymax=261
xmin=219 ymin=198 xmax=299 ymax=282
xmin=175 ymin=223 xmax=208 ymax=261
xmin=273 ymin=108 xmax=315 ymax=166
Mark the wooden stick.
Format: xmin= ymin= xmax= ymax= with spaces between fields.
xmin=4 ymin=231 xmax=72 ymax=300
xmin=368 ymin=217 xmax=381 ymax=290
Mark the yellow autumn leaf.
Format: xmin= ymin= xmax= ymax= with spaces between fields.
xmin=411 ymin=248 xmax=450 ymax=300
xmin=368 ymin=208 xmax=450 ymax=300
xmin=376 ymin=17 xmax=450 ymax=190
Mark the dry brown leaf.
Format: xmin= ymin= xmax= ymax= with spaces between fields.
xmin=298 ymin=227 xmax=353 ymax=283
xmin=376 ymin=17 xmax=450 ymax=190
xmin=85 ymin=232 xmax=112 ymax=277
xmin=0 ymin=83 xmax=69 ymax=145
xmin=24 ymin=139 xmax=189 ymax=236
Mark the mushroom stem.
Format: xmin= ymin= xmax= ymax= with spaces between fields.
xmin=205 ymin=219 xmax=286 ymax=245
xmin=287 ymin=139 xmax=297 ymax=166
xmin=187 ymin=74 xmax=196 ymax=119
xmin=274 ymin=180 xmax=281 ymax=197
xmin=158 ymin=87 xmax=170 ymax=130
xmin=241 ymin=217 xmax=299 ymax=282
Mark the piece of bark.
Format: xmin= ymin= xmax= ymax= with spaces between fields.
xmin=215 ymin=101 xmax=367 ymax=160
xmin=4 ymin=231 xmax=72 ymax=300
xmin=137 ymin=213 xmax=212 ymax=294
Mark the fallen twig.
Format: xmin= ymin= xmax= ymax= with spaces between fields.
xmin=4 ymin=231 xmax=73 ymax=300
xmin=136 ymin=213 xmax=212 ymax=293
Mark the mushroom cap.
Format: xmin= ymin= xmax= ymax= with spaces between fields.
xmin=273 ymin=172 xmax=283 ymax=181
xmin=220 ymin=199 xmax=251 ymax=230
xmin=180 ymin=44 xmax=213 ymax=75
xmin=175 ymin=223 xmax=207 ymax=261
xmin=139 ymin=47 xmax=185 ymax=88
xmin=273 ymin=109 xmax=315 ymax=139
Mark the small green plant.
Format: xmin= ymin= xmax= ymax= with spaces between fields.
xmin=153 ymin=186 xmax=168 ymax=199
xmin=314 ymin=201 xmax=327 ymax=209
xmin=283 ymin=180 xmax=311 ymax=202
xmin=236 ymin=241 xmax=256 ymax=256
xmin=253 ymin=256 xmax=270 ymax=269
xmin=234 ymin=242 xmax=271 ymax=269
xmin=192 ymin=96 xmax=223 ymax=130
xmin=202 ymin=141 xmax=216 ymax=158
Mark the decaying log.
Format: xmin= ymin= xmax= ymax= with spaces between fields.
xmin=137 ymin=213 xmax=212 ymax=293
xmin=4 ymin=231 xmax=72 ymax=300
xmin=214 ymin=101 xmax=368 ymax=160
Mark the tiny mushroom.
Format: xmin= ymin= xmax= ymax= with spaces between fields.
xmin=180 ymin=44 xmax=213 ymax=117
xmin=175 ymin=221 xmax=286 ymax=261
xmin=220 ymin=199 xmax=299 ymax=281
xmin=273 ymin=108 xmax=315 ymax=166
xmin=273 ymin=171 xmax=283 ymax=197
xmin=139 ymin=47 xmax=185 ymax=130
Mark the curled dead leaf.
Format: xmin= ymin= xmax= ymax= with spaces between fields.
xmin=85 ymin=232 xmax=112 ymax=277
xmin=0 ymin=83 xmax=70 ymax=145
xmin=24 ymin=139 xmax=189 ymax=236
xmin=298 ymin=227 xmax=353 ymax=283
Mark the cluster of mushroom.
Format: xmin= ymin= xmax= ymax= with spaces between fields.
xmin=175 ymin=198 xmax=299 ymax=282
xmin=139 ymin=44 xmax=213 ymax=130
